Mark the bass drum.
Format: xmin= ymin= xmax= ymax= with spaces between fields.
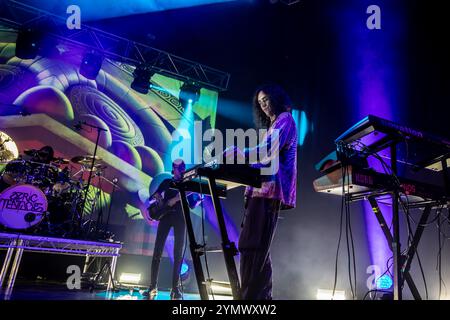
xmin=0 ymin=184 xmax=48 ymax=230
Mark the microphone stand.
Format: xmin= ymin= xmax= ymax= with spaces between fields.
xmin=106 ymin=178 xmax=119 ymax=230
xmin=77 ymin=122 xmax=108 ymax=238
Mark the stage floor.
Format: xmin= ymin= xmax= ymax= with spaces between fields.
xmin=0 ymin=280 xmax=232 ymax=300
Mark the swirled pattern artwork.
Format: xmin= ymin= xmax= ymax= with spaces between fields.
xmin=67 ymin=85 xmax=145 ymax=146
xmin=0 ymin=36 xmax=218 ymax=255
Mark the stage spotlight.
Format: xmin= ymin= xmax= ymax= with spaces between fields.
xmin=209 ymin=280 xmax=232 ymax=297
xmin=119 ymin=272 xmax=142 ymax=285
xmin=376 ymin=275 xmax=393 ymax=290
xmin=15 ymin=28 xmax=42 ymax=59
xmin=131 ymin=65 xmax=154 ymax=94
xmin=180 ymin=261 xmax=190 ymax=281
xmin=179 ymin=82 xmax=201 ymax=106
xmin=80 ymin=52 xmax=103 ymax=80
xmin=316 ymin=289 xmax=346 ymax=300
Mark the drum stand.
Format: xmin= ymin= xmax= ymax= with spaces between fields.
xmin=94 ymin=175 xmax=118 ymax=240
xmin=87 ymin=259 xmax=117 ymax=293
xmin=77 ymin=122 xmax=108 ymax=238
xmin=82 ymin=173 xmax=117 ymax=240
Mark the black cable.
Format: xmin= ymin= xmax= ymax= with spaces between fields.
xmin=338 ymin=139 xmax=443 ymax=300
xmin=386 ymin=255 xmax=394 ymax=279
xmin=345 ymin=183 xmax=354 ymax=298
xmin=331 ymin=163 xmax=347 ymax=299
xmin=342 ymin=139 xmax=432 ymax=299
xmin=402 ymin=208 xmax=428 ymax=299
xmin=348 ymin=168 xmax=358 ymax=299
xmin=438 ymin=235 xmax=448 ymax=298
xmin=363 ymin=289 xmax=392 ymax=300
xmin=400 ymin=207 xmax=430 ymax=299
xmin=363 ymin=256 xmax=393 ymax=300
xmin=414 ymin=248 xmax=429 ymax=300
xmin=438 ymin=210 xmax=448 ymax=297
xmin=347 ymin=195 xmax=357 ymax=299
xmin=408 ymin=206 xmax=442 ymax=227
xmin=345 ymin=166 xmax=356 ymax=299
xmin=437 ymin=210 xmax=443 ymax=300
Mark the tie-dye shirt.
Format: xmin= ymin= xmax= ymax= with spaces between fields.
xmin=244 ymin=112 xmax=297 ymax=210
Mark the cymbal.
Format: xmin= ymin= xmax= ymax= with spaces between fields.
xmin=71 ymin=155 xmax=102 ymax=165
xmin=0 ymin=131 xmax=19 ymax=163
xmin=0 ymin=149 xmax=15 ymax=163
xmin=51 ymin=157 xmax=70 ymax=165
xmin=82 ymin=164 xmax=107 ymax=172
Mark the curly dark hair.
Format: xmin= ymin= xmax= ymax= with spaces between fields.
xmin=252 ymin=84 xmax=291 ymax=129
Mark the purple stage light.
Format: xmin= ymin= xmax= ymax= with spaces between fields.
xmin=335 ymin=0 xmax=407 ymax=280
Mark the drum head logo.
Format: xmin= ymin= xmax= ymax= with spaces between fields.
xmin=0 ymin=184 xmax=48 ymax=229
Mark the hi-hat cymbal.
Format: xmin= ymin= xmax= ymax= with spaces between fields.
xmin=71 ymin=155 xmax=102 ymax=165
xmin=0 ymin=132 xmax=19 ymax=163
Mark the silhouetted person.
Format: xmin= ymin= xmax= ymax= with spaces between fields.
xmin=144 ymin=159 xmax=200 ymax=300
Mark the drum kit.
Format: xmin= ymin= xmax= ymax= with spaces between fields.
xmin=0 ymin=133 xmax=110 ymax=237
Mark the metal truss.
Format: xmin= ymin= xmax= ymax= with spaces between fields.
xmin=0 ymin=0 xmax=230 ymax=91
xmin=0 ymin=232 xmax=122 ymax=256
xmin=0 ymin=232 xmax=122 ymax=295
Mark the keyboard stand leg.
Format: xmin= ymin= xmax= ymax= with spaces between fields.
xmin=178 ymin=187 xmax=210 ymax=300
xmin=206 ymin=176 xmax=242 ymax=300
xmin=399 ymin=204 xmax=432 ymax=300
xmin=368 ymin=197 xmax=394 ymax=250
xmin=368 ymin=197 xmax=428 ymax=300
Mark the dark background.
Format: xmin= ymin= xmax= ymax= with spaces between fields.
xmin=3 ymin=0 xmax=450 ymax=299
xmin=88 ymin=0 xmax=450 ymax=299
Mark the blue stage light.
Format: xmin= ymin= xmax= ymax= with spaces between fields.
xmin=181 ymin=262 xmax=189 ymax=276
xmin=179 ymin=82 xmax=201 ymax=107
xmin=180 ymin=261 xmax=190 ymax=281
xmin=131 ymin=65 xmax=155 ymax=94
xmin=291 ymin=109 xmax=310 ymax=146
xmin=376 ymin=275 xmax=393 ymax=290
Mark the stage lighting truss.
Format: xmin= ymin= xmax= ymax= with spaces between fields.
xmin=0 ymin=0 xmax=230 ymax=92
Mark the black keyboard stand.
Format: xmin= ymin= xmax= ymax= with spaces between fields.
xmin=365 ymin=197 xmax=432 ymax=300
xmin=334 ymin=115 xmax=450 ymax=300
xmin=172 ymin=177 xmax=242 ymax=300
xmin=205 ymin=176 xmax=242 ymax=300
xmin=345 ymin=142 xmax=441 ymax=300
xmin=174 ymin=183 xmax=209 ymax=300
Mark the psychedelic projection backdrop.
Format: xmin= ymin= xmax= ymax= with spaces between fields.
xmin=0 ymin=30 xmax=218 ymax=256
